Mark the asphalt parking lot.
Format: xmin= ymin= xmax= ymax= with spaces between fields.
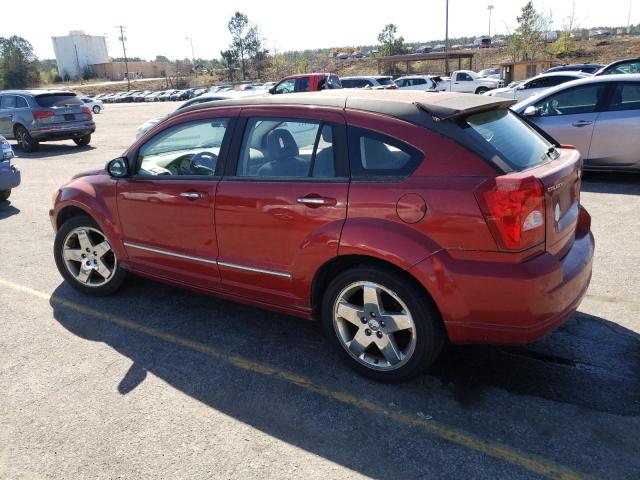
xmin=1 ymin=103 xmax=639 ymax=480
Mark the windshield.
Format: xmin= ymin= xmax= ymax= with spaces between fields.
xmin=461 ymin=109 xmax=555 ymax=171
xmin=376 ymin=77 xmax=395 ymax=86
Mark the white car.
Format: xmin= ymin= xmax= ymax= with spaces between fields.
xmin=394 ymin=75 xmax=439 ymax=91
xmin=434 ymin=70 xmax=503 ymax=94
xmin=136 ymin=90 xmax=269 ymax=139
xmin=340 ymin=76 xmax=397 ymax=90
xmin=484 ymin=72 xmax=589 ymax=101
xmin=80 ymin=96 xmax=104 ymax=114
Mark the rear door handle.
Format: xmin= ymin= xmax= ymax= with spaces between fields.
xmin=180 ymin=191 xmax=204 ymax=200
xmin=297 ymin=196 xmax=337 ymax=207
xmin=571 ymin=120 xmax=593 ymax=127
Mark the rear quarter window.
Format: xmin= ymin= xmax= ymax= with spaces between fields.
xmin=461 ymin=109 xmax=555 ymax=172
xmin=348 ymin=127 xmax=423 ymax=179
xmin=35 ymin=94 xmax=83 ymax=108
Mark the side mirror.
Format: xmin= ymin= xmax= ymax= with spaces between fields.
xmin=107 ymin=157 xmax=129 ymax=178
xmin=523 ymin=106 xmax=537 ymax=117
xmin=269 ymin=86 xmax=276 ymax=94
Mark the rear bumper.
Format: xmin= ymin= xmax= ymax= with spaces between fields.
xmin=31 ymin=124 xmax=95 ymax=141
xmin=0 ymin=165 xmax=20 ymax=191
xmin=410 ymin=226 xmax=594 ymax=345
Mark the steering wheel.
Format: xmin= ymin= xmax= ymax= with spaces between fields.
xmin=190 ymin=151 xmax=217 ymax=175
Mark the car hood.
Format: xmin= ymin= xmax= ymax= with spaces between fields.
xmin=71 ymin=168 xmax=105 ymax=180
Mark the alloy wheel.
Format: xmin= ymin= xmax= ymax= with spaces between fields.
xmin=62 ymin=226 xmax=117 ymax=287
xmin=333 ymin=281 xmax=416 ymax=371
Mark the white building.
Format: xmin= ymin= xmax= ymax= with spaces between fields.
xmin=52 ymin=31 xmax=109 ymax=79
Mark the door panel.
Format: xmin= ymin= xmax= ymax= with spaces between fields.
xmin=118 ymin=179 xmax=220 ymax=288
xmin=587 ymin=110 xmax=640 ymax=167
xmin=533 ymin=113 xmax=598 ymax=159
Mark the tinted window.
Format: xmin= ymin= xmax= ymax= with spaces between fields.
xmin=0 ymin=96 xmax=16 ymax=109
xmin=138 ymin=119 xmax=229 ymax=177
xmin=15 ymin=96 xmax=28 ymax=108
xmin=458 ymin=73 xmax=473 ymax=81
xmin=412 ymin=78 xmax=427 ymax=85
xmin=606 ymin=83 xmax=640 ymax=111
xmin=35 ymin=94 xmax=83 ymax=108
xmin=296 ymin=77 xmax=310 ymax=92
xmin=348 ymin=127 xmax=422 ymax=178
xmin=462 ymin=109 xmax=554 ymax=171
xmin=376 ymin=77 xmax=394 ymax=86
xmin=237 ymin=118 xmax=336 ymax=178
xmin=602 ymin=60 xmax=640 ymax=75
xmin=533 ymin=84 xmax=606 ymax=117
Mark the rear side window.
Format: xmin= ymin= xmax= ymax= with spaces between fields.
xmin=15 ymin=96 xmax=28 ymax=108
xmin=606 ymin=83 xmax=640 ymax=111
xmin=348 ymin=127 xmax=422 ymax=178
xmin=35 ymin=94 xmax=83 ymax=108
xmin=461 ymin=109 xmax=554 ymax=171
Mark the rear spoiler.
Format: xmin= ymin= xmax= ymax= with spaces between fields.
xmin=414 ymin=96 xmax=516 ymax=122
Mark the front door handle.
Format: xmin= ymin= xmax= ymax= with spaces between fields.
xmin=180 ymin=191 xmax=204 ymax=200
xmin=297 ymin=196 xmax=337 ymax=207
xmin=571 ymin=120 xmax=593 ymax=127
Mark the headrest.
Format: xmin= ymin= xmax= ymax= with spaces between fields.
xmin=267 ymin=129 xmax=299 ymax=160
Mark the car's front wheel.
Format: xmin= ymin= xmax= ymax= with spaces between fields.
xmin=92 ymin=105 xmax=101 ymax=114
xmin=54 ymin=216 xmax=126 ymax=296
xmin=73 ymin=135 xmax=91 ymax=147
xmin=322 ymin=266 xmax=445 ymax=382
xmin=475 ymin=87 xmax=489 ymax=95
xmin=0 ymin=189 xmax=10 ymax=202
xmin=15 ymin=125 xmax=39 ymax=152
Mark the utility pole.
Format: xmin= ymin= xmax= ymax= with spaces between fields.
xmin=488 ymin=5 xmax=494 ymax=38
xmin=628 ymin=0 xmax=632 ymax=31
xmin=445 ymin=0 xmax=449 ymax=75
xmin=186 ymin=37 xmax=196 ymax=73
xmin=116 ymin=25 xmax=130 ymax=91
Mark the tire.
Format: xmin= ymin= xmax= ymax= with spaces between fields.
xmin=14 ymin=125 xmax=39 ymax=152
xmin=475 ymin=87 xmax=489 ymax=95
xmin=0 ymin=189 xmax=10 ymax=202
xmin=321 ymin=266 xmax=445 ymax=383
xmin=54 ymin=215 xmax=127 ymax=296
xmin=73 ymin=134 xmax=91 ymax=147
xmin=92 ymin=105 xmax=101 ymax=114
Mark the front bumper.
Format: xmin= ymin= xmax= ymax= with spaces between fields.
xmin=0 ymin=164 xmax=21 ymax=191
xmin=410 ymin=224 xmax=595 ymax=345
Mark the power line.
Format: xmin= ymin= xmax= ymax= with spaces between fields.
xmin=116 ymin=25 xmax=131 ymax=91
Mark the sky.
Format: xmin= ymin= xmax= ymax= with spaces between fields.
xmin=5 ymin=0 xmax=638 ymax=61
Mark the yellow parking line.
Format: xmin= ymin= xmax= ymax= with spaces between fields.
xmin=0 ymin=277 xmax=594 ymax=480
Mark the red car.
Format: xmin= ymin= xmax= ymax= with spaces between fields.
xmin=269 ymin=73 xmax=342 ymax=94
xmin=50 ymin=91 xmax=594 ymax=382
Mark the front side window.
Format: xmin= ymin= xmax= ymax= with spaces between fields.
xmin=606 ymin=83 xmax=640 ymax=111
xmin=237 ymin=118 xmax=336 ymax=178
xmin=0 ymin=96 xmax=16 ymax=109
xmin=275 ymin=79 xmax=296 ymax=94
xmin=458 ymin=73 xmax=473 ymax=81
xmin=348 ymin=127 xmax=422 ymax=178
xmin=137 ymin=119 xmax=229 ymax=177
xmin=602 ymin=60 xmax=640 ymax=75
xmin=533 ymin=84 xmax=606 ymax=117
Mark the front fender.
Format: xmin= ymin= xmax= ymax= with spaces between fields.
xmin=53 ymin=176 xmax=126 ymax=262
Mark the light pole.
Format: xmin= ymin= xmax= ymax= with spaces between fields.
xmin=487 ymin=5 xmax=494 ymax=38
xmin=186 ymin=37 xmax=195 ymax=72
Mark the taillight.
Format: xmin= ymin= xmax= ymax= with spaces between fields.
xmin=82 ymin=107 xmax=92 ymax=116
xmin=33 ymin=110 xmax=55 ymax=120
xmin=475 ymin=176 xmax=545 ymax=252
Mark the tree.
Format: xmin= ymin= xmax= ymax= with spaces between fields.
xmin=155 ymin=55 xmax=170 ymax=63
xmin=220 ymin=49 xmax=239 ymax=82
xmin=507 ymin=1 xmax=551 ymax=61
xmin=0 ymin=36 xmax=40 ymax=89
xmin=377 ymin=24 xmax=409 ymax=56
xmin=227 ymin=11 xmax=261 ymax=80
xmin=552 ymin=31 xmax=576 ymax=57
xmin=251 ymin=49 xmax=271 ymax=80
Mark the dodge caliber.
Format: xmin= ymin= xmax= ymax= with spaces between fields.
xmin=50 ymin=91 xmax=594 ymax=382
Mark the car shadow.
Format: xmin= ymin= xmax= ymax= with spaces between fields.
xmin=13 ymin=143 xmax=95 ymax=159
xmin=0 ymin=200 xmax=20 ymax=219
xmin=581 ymin=171 xmax=640 ymax=195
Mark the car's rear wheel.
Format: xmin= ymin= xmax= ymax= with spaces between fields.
xmin=92 ymin=105 xmax=101 ymax=114
xmin=54 ymin=216 xmax=126 ymax=296
xmin=15 ymin=125 xmax=39 ymax=152
xmin=322 ymin=266 xmax=445 ymax=383
xmin=0 ymin=189 xmax=10 ymax=202
xmin=73 ymin=135 xmax=91 ymax=147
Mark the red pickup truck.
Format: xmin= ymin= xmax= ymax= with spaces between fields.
xmin=269 ymin=73 xmax=342 ymax=94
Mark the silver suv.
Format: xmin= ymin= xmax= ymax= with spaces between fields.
xmin=0 ymin=90 xmax=96 ymax=152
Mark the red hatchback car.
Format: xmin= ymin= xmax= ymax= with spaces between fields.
xmin=50 ymin=91 xmax=594 ymax=382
